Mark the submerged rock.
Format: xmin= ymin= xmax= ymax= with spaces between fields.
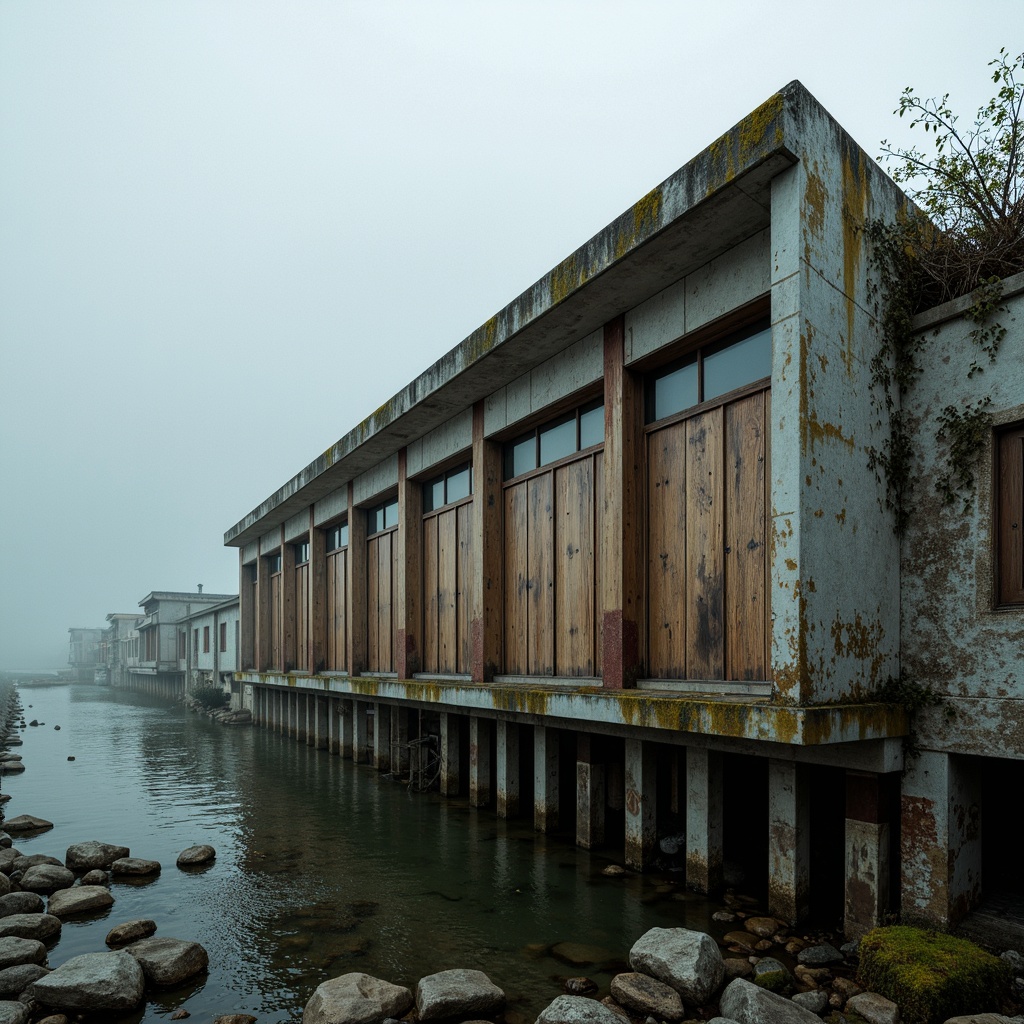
xmin=609 ymin=972 xmax=685 ymax=1021
xmin=79 ymin=870 xmax=108 ymax=887
xmin=176 ymin=845 xmax=216 ymax=868
xmin=416 ymin=968 xmax=505 ymax=1021
xmin=47 ymin=885 xmax=114 ymax=918
xmin=3 ymin=816 xmax=52 ymax=834
xmin=124 ymin=936 xmax=208 ymax=987
xmin=105 ymin=919 xmax=157 ymax=948
xmin=28 ymin=949 xmax=144 ymax=1011
xmin=64 ymin=842 xmax=130 ymax=872
xmin=303 ymin=972 xmax=413 ymax=1024
xmin=629 ymin=927 xmax=724 ymax=1005
xmin=111 ymin=858 xmax=161 ymax=877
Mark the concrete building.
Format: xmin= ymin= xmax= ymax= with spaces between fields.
xmin=126 ymin=589 xmax=237 ymax=696
xmin=67 ymin=627 xmax=105 ymax=682
xmin=178 ymin=596 xmax=240 ymax=705
xmin=223 ymin=82 xmax=1022 ymax=938
xmin=102 ymin=613 xmax=142 ymax=688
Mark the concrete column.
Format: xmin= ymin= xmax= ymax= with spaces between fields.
xmin=390 ymin=707 xmax=410 ymax=777
xmin=340 ymin=700 xmax=354 ymax=760
xmin=277 ymin=691 xmax=285 ymax=734
xmin=327 ymin=699 xmax=339 ymax=754
xmin=768 ymin=758 xmax=811 ymax=924
xmin=534 ymin=726 xmax=559 ymax=833
xmin=314 ymin=697 xmax=329 ymax=750
xmin=900 ymin=751 xmax=981 ymax=929
xmin=469 ymin=717 xmax=491 ymax=807
xmin=470 ymin=403 xmax=503 ymax=682
xmin=844 ymin=771 xmax=893 ymax=940
xmin=353 ymin=701 xmax=368 ymax=764
xmin=440 ymin=713 xmax=460 ymax=797
xmin=496 ymin=720 xmax=520 ymax=819
xmin=685 ymin=746 xmax=724 ymax=894
xmin=624 ymin=739 xmax=656 ymax=871
xmin=305 ymin=695 xmax=316 ymax=745
xmin=576 ymin=735 xmax=605 ymax=849
xmin=373 ymin=703 xmax=391 ymax=772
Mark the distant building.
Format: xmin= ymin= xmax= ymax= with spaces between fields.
xmin=67 ymin=627 xmax=105 ymax=682
xmin=178 ymin=597 xmax=240 ymax=705
xmin=126 ymin=590 xmax=236 ymax=696
xmin=222 ymin=82 xmax=1023 ymax=940
xmin=102 ymin=613 xmax=142 ymax=688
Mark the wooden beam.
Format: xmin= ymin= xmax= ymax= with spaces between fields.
xmin=347 ymin=481 xmax=368 ymax=676
xmin=470 ymin=401 xmax=503 ymax=681
xmin=396 ymin=448 xmax=422 ymax=678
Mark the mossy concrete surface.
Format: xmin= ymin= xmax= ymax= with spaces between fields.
xmin=857 ymin=926 xmax=1012 ymax=1024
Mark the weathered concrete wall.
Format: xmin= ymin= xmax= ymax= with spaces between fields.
xmin=353 ymin=454 xmax=399 ymax=506
xmin=769 ymin=96 xmax=906 ymax=705
xmin=903 ymin=276 xmax=1024 ymax=758
xmin=313 ymin=487 xmax=347 ymax=529
xmin=283 ymin=509 xmax=309 ymax=544
xmin=406 ymin=408 xmax=473 ymax=478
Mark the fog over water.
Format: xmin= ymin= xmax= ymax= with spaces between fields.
xmin=0 ymin=1 xmax=1015 ymax=668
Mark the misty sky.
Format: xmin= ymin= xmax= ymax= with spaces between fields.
xmin=0 ymin=2 xmax=1015 ymax=668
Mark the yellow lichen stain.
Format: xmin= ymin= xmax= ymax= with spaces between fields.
xmin=840 ymin=143 xmax=869 ymax=377
xmin=550 ymin=253 xmax=591 ymax=306
xmin=813 ymin=508 xmax=824 ymax=518
xmin=830 ymin=613 xmax=888 ymax=688
xmin=805 ymin=412 xmax=857 ymax=452
xmin=803 ymin=162 xmax=828 ymax=240
xmin=785 ymin=558 xmax=798 ymax=571
xmin=402 ymin=681 xmax=445 ymax=704
xmin=615 ymin=188 xmax=663 ymax=260
xmin=466 ymin=315 xmax=500 ymax=364
xmin=806 ymin=578 xmax=816 ymax=593
xmin=771 ymin=707 xmax=801 ymax=745
xmin=738 ymin=93 xmax=785 ymax=161
xmin=836 ymin=508 xmax=847 ymax=525
xmin=351 ymin=678 xmax=380 ymax=698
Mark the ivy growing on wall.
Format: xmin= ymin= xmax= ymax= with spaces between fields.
xmin=865 ymin=49 xmax=1023 ymax=530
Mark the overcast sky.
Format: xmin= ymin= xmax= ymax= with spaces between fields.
xmin=0 ymin=2 xmax=1016 ymax=668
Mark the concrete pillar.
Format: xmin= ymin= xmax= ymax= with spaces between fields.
xmin=289 ymin=692 xmax=299 ymax=738
xmin=340 ymin=700 xmax=354 ymax=760
xmin=276 ymin=691 xmax=285 ymax=734
xmin=314 ymin=697 xmax=329 ymax=750
xmin=305 ymin=695 xmax=316 ymax=745
xmin=768 ymin=758 xmax=811 ymax=924
xmin=624 ymin=739 xmax=656 ymax=871
xmin=576 ymin=735 xmax=605 ymax=849
xmin=496 ymin=720 xmax=520 ymax=819
xmin=685 ymin=747 xmax=724 ymax=894
xmin=440 ymin=713 xmax=460 ymax=797
xmin=844 ymin=770 xmax=892 ymax=940
xmin=373 ymin=704 xmax=391 ymax=772
xmin=469 ymin=717 xmax=491 ymax=807
xmin=327 ymin=699 xmax=340 ymax=754
xmin=534 ymin=726 xmax=559 ymax=832
xmin=391 ymin=706 xmax=410 ymax=777
xmin=353 ymin=701 xmax=368 ymax=764
xmin=900 ymin=751 xmax=981 ymax=928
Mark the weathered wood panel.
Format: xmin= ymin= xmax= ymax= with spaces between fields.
xmin=437 ymin=508 xmax=458 ymax=673
xmin=457 ymin=500 xmax=474 ymax=674
xmin=374 ymin=532 xmax=394 ymax=671
xmin=594 ymin=451 xmax=604 ymax=677
xmin=555 ymin=458 xmax=595 ymax=675
xmin=269 ymin=573 xmax=282 ymax=670
xmin=504 ymin=484 xmax=529 ymax=674
xmin=647 ymin=423 xmax=688 ymax=678
xmin=725 ymin=391 xmax=767 ymax=679
xmin=295 ymin=562 xmax=309 ymax=671
xmin=527 ymin=474 xmax=555 ymax=675
xmin=326 ymin=549 xmax=348 ymax=671
xmin=422 ymin=517 xmax=439 ymax=672
xmin=686 ymin=407 xmax=725 ymax=679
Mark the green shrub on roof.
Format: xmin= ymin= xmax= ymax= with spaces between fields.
xmin=857 ymin=926 xmax=1011 ymax=1024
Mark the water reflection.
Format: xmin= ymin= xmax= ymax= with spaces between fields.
xmin=5 ymin=686 xmax=724 ymax=1022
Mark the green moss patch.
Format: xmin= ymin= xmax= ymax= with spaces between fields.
xmin=858 ymin=926 xmax=1011 ymax=1024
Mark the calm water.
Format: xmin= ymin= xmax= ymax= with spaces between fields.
xmin=3 ymin=684 xmax=722 ymax=1023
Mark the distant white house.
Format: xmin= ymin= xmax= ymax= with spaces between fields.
xmin=178 ymin=596 xmax=240 ymax=705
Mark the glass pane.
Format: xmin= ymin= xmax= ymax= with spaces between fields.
xmin=385 ymin=500 xmax=399 ymax=529
xmin=425 ymin=478 xmax=444 ymax=513
xmin=652 ymin=358 xmax=698 ymax=421
xmin=507 ymin=434 xmax=536 ymax=478
xmin=579 ymin=404 xmax=604 ymax=449
xmin=339 ymin=523 xmax=348 ymax=547
xmin=703 ymin=326 xmax=772 ymax=401
xmin=373 ymin=507 xmax=385 ymax=533
xmin=539 ymin=416 xmax=576 ymax=466
xmin=446 ymin=467 xmax=470 ymax=503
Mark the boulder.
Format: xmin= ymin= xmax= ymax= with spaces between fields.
xmin=0 ymin=937 xmax=46 ymax=971
xmin=3 ymin=817 xmax=52 ymax=834
xmin=796 ymin=943 xmax=843 ymax=965
xmin=64 ymin=842 xmax=129 ymax=872
xmin=34 ymin=1015 xmax=67 ymax=1024
xmin=942 ymin=1016 xmax=1023 ymax=1023
xmin=0 ymin=914 xmax=61 ymax=943
xmin=416 ymin=969 xmax=505 ymax=1021
xmin=563 ymin=979 xmax=598 ymax=996
xmin=0 ymin=836 xmax=10 ymax=851
xmin=106 ymin=919 xmax=157 ymax=948
xmin=17 ymin=855 xmax=62 ymax=869
xmin=19 ymin=866 xmax=75 ymax=894
xmin=628 ymin=926 xmax=724 ymax=1005
xmin=535 ymin=995 xmax=627 ymax=1024
xmin=719 ymin=978 xmax=823 ymax=1023
xmin=847 ymin=991 xmax=900 ymax=1024
xmin=0 ymin=962 xmax=50 ymax=998
xmin=28 ymin=950 xmax=144 ymax=1011
xmin=111 ymin=858 xmax=161 ymax=877
xmin=791 ymin=991 xmax=828 ymax=1014
xmin=750 ymin=957 xmax=791 ymax=994
xmin=0 ymin=894 xmax=43 ymax=918
xmin=0 ymin=1002 xmax=27 ymax=1024
xmin=609 ymin=972 xmax=685 ymax=1021
xmin=80 ymin=870 xmax=108 ymax=887
xmin=124 ymin=936 xmax=208 ymax=987
xmin=552 ymin=942 xmax=616 ymax=967
xmin=303 ymin=973 xmax=413 ymax=1024
xmin=0 ymin=853 xmax=24 ymax=876
xmin=176 ymin=845 xmax=216 ymax=867
xmin=744 ymin=917 xmax=785 ymax=939
xmin=0 ymin=877 xmax=11 ymax=899
xmin=47 ymin=886 xmax=114 ymax=918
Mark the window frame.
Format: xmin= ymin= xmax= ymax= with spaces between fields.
xmin=202 ymin=626 xmax=210 ymax=654
xmin=367 ymin=498 xmax=399 ymax=537
xmin=294 ymin=540 xmax=310 ymax=566
xmin=502 ymin=398 xmax=605 ymax=483
xmin=219 ymin=621 xmax=228 ymax=653
xmin=423 ymin=462 xmax=474 ymax=514
xmin=996 ymin=422 xmax=1024 ymax=607
xmin=325 ymin=522 xmax=349 ymax=552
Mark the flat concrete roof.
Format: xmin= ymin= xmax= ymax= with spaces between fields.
xmin=225 ymin=80 xmax=846 ymax=548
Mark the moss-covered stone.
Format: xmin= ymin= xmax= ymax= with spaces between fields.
xmin=857 ymin=926 xmax=1011 ymax=1024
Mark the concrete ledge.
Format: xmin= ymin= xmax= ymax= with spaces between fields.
xmin=237 ymin=672 xmax=908 ymax=746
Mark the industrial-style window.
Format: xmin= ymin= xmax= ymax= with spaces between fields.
xmin=268 ymin=553 xmax=282 ymax=574
xmin=646 ymin=319 xmax=771 ymax=423
xmin=997 ymin=423 xmax=1024 ymax=606
xmin=219 ymin=622 xmax=228 ymax=652
xmin=368 ymin=498 xmax=399 ymax=535
xmin=203 ymin=626 xmax=210 ymax=653
xmin=294 ymin=541 xmax=310 ymax=565
xmin=423 ymin=463 xmax=473 ymax=512
xmin=178 ymin=632 xmax=186 ymax=660
xmin=193 ymin=629 xmax=199 ymax=660
xmin=326 ymin=523 xmax=349 ymax=550
xmin=504 ymin=400 xmax=604 ymax=480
